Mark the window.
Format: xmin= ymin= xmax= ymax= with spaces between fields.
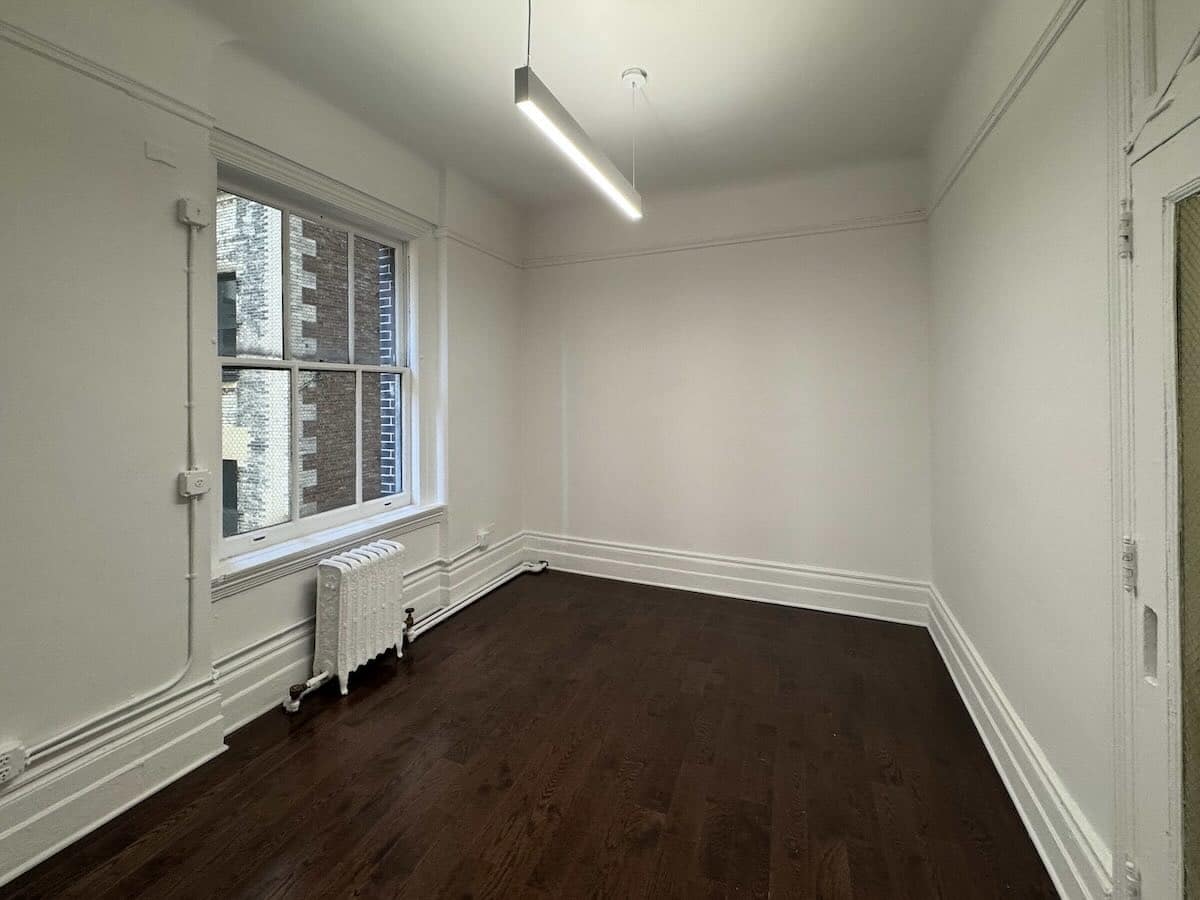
xmin=216 ymin=189 xmax=411 ymax=553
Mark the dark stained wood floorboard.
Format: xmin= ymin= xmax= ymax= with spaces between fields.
xmin=2 ymin=571 xmax=1057 ymax=899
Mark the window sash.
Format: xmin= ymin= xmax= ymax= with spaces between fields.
xmin=217 ymin=186 xmax=414 ymax=561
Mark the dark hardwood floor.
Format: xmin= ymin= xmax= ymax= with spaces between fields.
xmin=3 ymin=571 xmax=1056 ymax=899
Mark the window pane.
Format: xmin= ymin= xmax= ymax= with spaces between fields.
xmin=354 ymin=238 xmax=403 ymax=366
xmin=289 ymin=215 xmax=349 ymax=363
xmin=362 ymin=372 xmax=402 ymax=500
xmin=215 ymin=193 xmax=283 ymax=358
xmin=299 ymin=370 xmax=356 ymax=516
xmin=221 ymin=368 xmax=291 ymax=536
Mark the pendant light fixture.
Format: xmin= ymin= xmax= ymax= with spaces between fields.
xmin=515 ymin=1 xmax=643 ymax=220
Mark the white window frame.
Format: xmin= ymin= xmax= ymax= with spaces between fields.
xmin=216 ymin=183 xmax=416 ymax=561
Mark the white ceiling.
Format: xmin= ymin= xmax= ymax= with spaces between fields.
xmin=185 ymin=0 xmax=986 ymax=209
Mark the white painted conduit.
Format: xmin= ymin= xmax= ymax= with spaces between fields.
xmin=410 ymin=559 xmax=549 ymax=640
xmin=26 ymin=204 xmax=210 ymax=772
xmin=26 ymin=193 xmax=547 ymax=757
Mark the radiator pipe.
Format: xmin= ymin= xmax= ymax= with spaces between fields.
xmin=282 ymin=670 xmax=333 ymax=714
xmin=401 ymin=607 xmax=416 ymax=656
xmin=282 ymin=561 xmax=549 ymax=713
xmin=408 ymin=559 xmax=549 ymax=642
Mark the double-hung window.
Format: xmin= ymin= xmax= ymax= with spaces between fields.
xmin=216 ymin=189 xmax=412 ymax=555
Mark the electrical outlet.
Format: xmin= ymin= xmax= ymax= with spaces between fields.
xmin=178 ymin=468 xmax=212 ymax=498
xmin=0 ymin=742 xmax=26 ymax=788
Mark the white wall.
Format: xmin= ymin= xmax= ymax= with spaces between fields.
xmin=0 ymin=36 xmax=217 ymax=756
xmin=0 ymin=5 xmax=527 ymax=884
xmin=210 ymin=44 xmax=441 ymax=227
xmin=927 ymin=0 xmax=1113 ymax=866
xmin=526 ymin=159 xmax=927 ymax=263
xmin=523 ymin=161 xmax=933 ymax=581
xmin=2 ymin=0 xmax=1163 ymax=892
xmin=0 ymin=0 xmax=226 ymax=111
xmin=1152 ymin=0 xmax=1198 ymax=94
xmin=444 ymin=173 xmax=526 ymax=558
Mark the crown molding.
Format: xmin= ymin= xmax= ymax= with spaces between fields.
xmin=0 ymin=18 xmax=214 ymax=129
xmin=435 ymin=228 xmax=523 ymax=269
xmin=1125 ymin=23 xmax=1200 ymax=163
xmin=929 ymin=0 xmax=1087 ymax=213
xmin=521 ymin=209 xmax=929 ymax=269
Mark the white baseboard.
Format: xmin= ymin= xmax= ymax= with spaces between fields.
xmin=5 ymin=532 xmax=1112 ymax=900
xmin=531 ymin=531 xmax=1112 ymax=897
xmin=414 ymin=534 xmax=534 ymax=636
xmin=0 ymin=682 xmax=224 ymax=888
xmin=927 ymin=586 xmax=1112 ymax=899
xmin=213 ymin=618 xmax=316 ymax=736
xmin=525 ymin=532 xmax=929 ymax=626
xmin=212 ymin=532 xmax=535 ymax=735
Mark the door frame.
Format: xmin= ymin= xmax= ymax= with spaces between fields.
xmin=1111 ymin=4 xmax=1200 ymax=898
xmin=1129 ymin=128 xmax=1200 ymax=900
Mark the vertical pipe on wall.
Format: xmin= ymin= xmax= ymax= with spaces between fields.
xmin=26 ymin=208 xmax=213 ymax=768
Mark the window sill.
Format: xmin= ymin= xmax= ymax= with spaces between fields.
xmin=211 ymin=503 xmax=446 ymax=602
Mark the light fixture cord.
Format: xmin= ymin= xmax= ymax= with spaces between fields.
xmin=526 ymin=0 xmax=532 ymax=66
xmin=631 ymin=80 xmax=637 ymax=189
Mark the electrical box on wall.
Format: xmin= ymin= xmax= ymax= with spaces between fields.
xmin=178 ymin=469 xmax=212 ymax=498
xmin=0 ymin=742 xmax=26 ymax=787
xmin=476 ymin=524 xmax=494 ymax=550
xmin=175 ymin=197 xmax=211 ymax=228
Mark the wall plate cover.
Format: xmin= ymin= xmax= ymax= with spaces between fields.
xmin=0 ymin=742 xmax=26 ymax=787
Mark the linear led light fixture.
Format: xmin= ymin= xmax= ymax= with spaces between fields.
xmin=515 ymin=66 xmax=642 ymax=220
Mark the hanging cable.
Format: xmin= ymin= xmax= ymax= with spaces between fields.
xmin=526 ymin=0 xmax=532 ymax=66
xmin=631 ymin=79 xmax=637 ymax=190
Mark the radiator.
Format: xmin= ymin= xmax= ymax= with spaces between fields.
xmin=314 ymin=539 xmax=407 ymax=695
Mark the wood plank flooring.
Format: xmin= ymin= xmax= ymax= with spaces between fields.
xmin=3 ymin=571 xmax=1056 ymax=898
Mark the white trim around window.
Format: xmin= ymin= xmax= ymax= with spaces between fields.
xmin=213 ymin=181 xmax=420 ymax=564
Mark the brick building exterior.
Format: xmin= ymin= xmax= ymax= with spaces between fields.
xmin=217 ymin=192 xmax=400 ymax=537
xmin=216 ymin=194 xmax=289 ymax=536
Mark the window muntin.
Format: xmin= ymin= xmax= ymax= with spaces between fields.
xmin=216 ymin=189 xmax=411 ymax=552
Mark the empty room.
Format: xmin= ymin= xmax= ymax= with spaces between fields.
xmin=2 ymin=0 xmax=1199 ymax=897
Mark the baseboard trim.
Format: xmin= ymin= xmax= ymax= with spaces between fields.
xmin=213 ymin=533 xmax=534 ymax=734
xmin=213 ymin=618 xmax=315 ymax=735
xmin=525 ymin=532 xmax=929 ymax=626
xmin=927 ymin=585 xmax=1112 ymax=899
xmin=413 ymin=538 xmax=537 ymax=638
xmin=0 ymin=687 xmax=224 ymax=888
xmin=531 ymin=531 xmax=1111 ymax=896
xmin=8 ymin=532 xmax=1112 ymax=899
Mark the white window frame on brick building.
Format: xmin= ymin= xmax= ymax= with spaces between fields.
xmin=215 ymin=184 xmax=415 ymax=560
